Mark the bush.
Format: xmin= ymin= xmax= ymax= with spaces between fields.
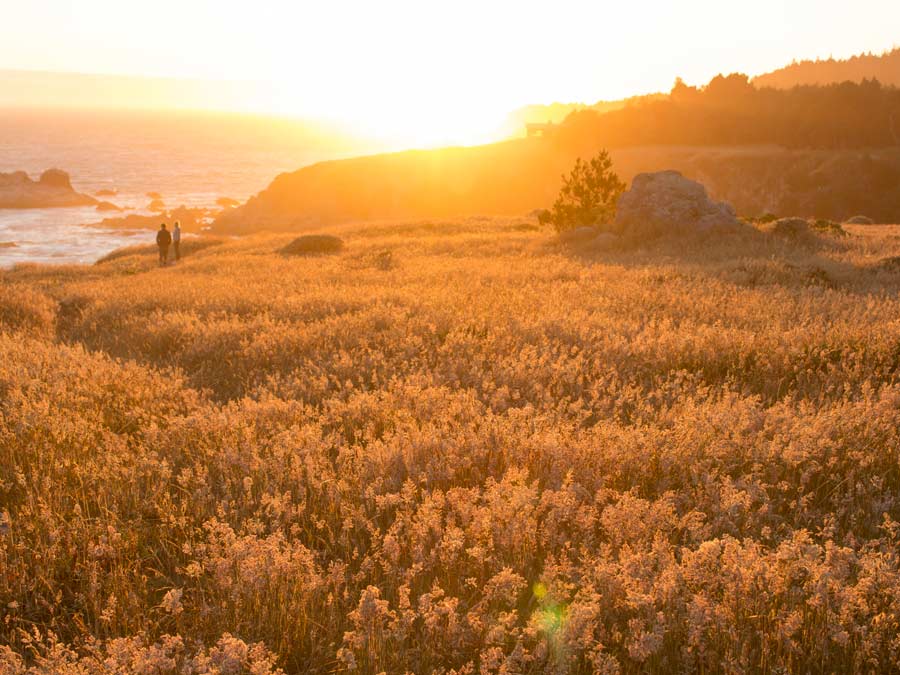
xmin=770 ymin=217 xmax=848 ymax=239
xmin=877 ymin=256 xmax=900 ymax=271
xmin=812 ymin=218 xmax=848 ymax=236
xmin=280 ymin=234 xmax=344 ymax=256
xmin=545 ymin=151 xmax=625 ymax=233
xmin=534 ymin=209 xmax=552 ymax=227
xmin=771 ymin=217 xmax=810 ymax=238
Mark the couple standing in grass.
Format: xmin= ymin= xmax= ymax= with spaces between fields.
xmin=156 ymin=221 xmax=181 ymax=266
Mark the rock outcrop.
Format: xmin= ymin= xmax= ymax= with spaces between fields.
xmin=0 ymin=170 xmax=96 ymax=208
xmin=90 ymin=205 xmax=212 ymax=231
xmin=845 ymin=215 xmax=874 ymax=225
xmin=216 ymin=197 xmax=240 ymax=209
xmin=613 ymin=171 xmax=746 ymax=239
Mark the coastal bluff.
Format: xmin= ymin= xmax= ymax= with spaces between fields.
xmin=0 ymin=169 xmax=96 ymax=208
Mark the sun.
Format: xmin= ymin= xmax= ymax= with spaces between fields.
xmin=255 ymin=80 xmax=506 ymax=149
xmin=337 ymin=104 xmax=504 ymax=149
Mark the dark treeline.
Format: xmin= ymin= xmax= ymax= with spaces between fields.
xmin=755 ymin=48 xmax=900 ymax=89
xmin=557 ymin=74 xmax=900 ymax=150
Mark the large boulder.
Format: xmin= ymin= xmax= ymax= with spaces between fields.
xmin=613 ymin=170 xmax=746 ymax=239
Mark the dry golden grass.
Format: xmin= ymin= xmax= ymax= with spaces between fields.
xmin=2 ymin=216 xmax=900 ymax=673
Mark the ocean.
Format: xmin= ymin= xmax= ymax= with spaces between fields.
xmin=0 ymin=108 xmax=371 ymax=267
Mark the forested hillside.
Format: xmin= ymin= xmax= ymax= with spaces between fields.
xmin=754 ymin=48 xmax=900 ymax=89
xmin=558 ymin=74 xmax=900 ymax=149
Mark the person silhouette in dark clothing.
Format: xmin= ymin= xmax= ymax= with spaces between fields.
xmin=156 ymin=224 xmax=171 ymax=266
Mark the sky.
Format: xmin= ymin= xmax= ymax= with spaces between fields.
xmin=2 ymin=0 xmax=898 ymax=145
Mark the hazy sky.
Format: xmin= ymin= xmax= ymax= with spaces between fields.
xmin=2 ymin=0 xmax=898 ymax=141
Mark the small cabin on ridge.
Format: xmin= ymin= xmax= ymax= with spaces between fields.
xmin=526 ymin=122 xmax=557 ymax=138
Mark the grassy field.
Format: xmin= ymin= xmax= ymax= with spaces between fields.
xmin=2 ymin=217 xmax=900 ymax=673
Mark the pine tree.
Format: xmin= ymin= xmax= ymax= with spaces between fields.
xmin=547 ymin=151 xmax=625 ymax=232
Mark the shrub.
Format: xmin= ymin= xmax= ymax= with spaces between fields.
xmin=877 ymin=256 xmax=900 ymax=271
xmin=812 ymin=218 xmax=848 ymax=236
xmin=280 ymin=234 xmax=344 ymax=256
xmin=771 ymin=217 xmax=810 ymax=238
xmin=771 ymin=217 xmax=848 ymax=240
xmin=534 ymin=209 xmax=552 ymax=227
xmin=545 ymin=151 xmax=625 ymax=233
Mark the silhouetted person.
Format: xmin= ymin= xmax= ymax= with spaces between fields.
xmin=156 ymin=224 xmax=171 ymax=266
xmin=172 ymin=221 xmax=182 ymax=261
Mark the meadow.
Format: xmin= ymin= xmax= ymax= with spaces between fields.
xmin=2 ymin=217 xmax=900 ymax=673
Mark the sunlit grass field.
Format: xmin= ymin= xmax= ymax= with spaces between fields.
xmin=3 ymin=217 xmax=900 ymax=673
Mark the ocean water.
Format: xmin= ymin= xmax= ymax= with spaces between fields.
xmin=0 ymin=206 xmax=149 ymax=265
xmin=0 ymin=108 xmax=366 ymax=267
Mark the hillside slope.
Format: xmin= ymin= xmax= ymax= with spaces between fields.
xmin=213 ymin=142 xmax=900 ymax=233
xmin=214 ymin=140 xmax=566 ymax=231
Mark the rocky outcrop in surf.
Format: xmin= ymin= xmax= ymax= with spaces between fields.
xmin=0 ymin=169 xmax=97 ymax=208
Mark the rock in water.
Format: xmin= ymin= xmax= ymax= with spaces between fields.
xmin=216 ymin=197 xmax=240 ymax=209
xmin=613 ymin=170 xmax=745 ymax=239
xmin=38 ymin=168 xmax=74 ymax=190
xmin=0 ymin=169 xmax=97 ymax=208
